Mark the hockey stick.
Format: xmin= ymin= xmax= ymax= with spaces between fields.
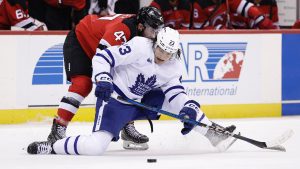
xmin=115 ymin=96 xmax=293 ymax=152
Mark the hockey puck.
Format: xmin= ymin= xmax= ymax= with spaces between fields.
xmin=147 ymin=159 xmax=157 ymax=163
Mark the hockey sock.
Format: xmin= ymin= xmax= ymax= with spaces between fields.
xmin=57 ymin=92 xmax=84 ymax=125
xmin=56 ymin=75 xmax=92 ymax=125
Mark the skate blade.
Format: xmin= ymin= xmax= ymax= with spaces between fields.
xmin=123 ymin=141 xmax=149 ymax=150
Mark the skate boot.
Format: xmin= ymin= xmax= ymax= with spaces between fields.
xmin=205 ymin=122 xmax=240 ymax=152
xmin=27 ymin=141 xmax=55 ymax=154
xmin=121 ymin=122 xmax=149 ymax=150
xmin=47 ymin=119 xmax=66 ymax=143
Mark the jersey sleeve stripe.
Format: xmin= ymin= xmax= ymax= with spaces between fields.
xmin=22 ymin=22 xmax=35 ymax=29
xmin=237 ymin=0 xmax=247 ymax=15
xmin=241 ymin=2 xmax=249 ymax=17
xmin=103 ymin=49 xmax=115 ymax=67
xmin=168 ymin=91 xmax=186 ymax=103
xmin=95 ymin=53 xmax=113 ymax=67
xmin=113 ymin=83 xmax=129 ymax=100
xmin=164 ymin=85 xmax=185 ymax=95
xmin=14 ymin=17 xmax=38 ymax=31
xmin=238 ymin=1 xmax=252 ymax=18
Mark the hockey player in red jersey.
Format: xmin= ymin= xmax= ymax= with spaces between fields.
xmin=191 ymin=0 xmax=275 ymax=29
xmin=249 ymin=0 xmax=278 ymax=27
xmin=230 ymin=0 xmax=279 ymax=29
xmin=150 ymin=0 xmax=191 ymax=29
xmin=46 ymin=6 xmax=164 ymax=151
xmin=0 ymin=0 xmax=47 ymax=30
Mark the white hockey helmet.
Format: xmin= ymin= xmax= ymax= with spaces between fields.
xmin=156 ymin=27 xmax=180 ymax=54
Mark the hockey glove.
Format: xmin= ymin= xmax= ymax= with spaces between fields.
xmin=95 ymin=72 xmax=113 ymax=102
xmin=179 ymin=100 xmax=201 ymax=135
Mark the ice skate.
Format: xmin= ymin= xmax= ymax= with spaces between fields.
xmin=47 ymin=119 xmax=66 ymax=143
xmin=121 ymin=122 xmax=149 ymax=150
xmin=205 ymin=122 xmax=240 ymax=152
xmin=27 ymin=141 xmax=55 ymax=155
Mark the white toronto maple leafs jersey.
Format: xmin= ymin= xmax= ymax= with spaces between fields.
xmin=92 ymin=36 xmax=190 ymax=113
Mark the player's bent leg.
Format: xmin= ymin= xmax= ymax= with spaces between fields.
xmin=53 ymin=131 xmax=113 ymax=156
xmin=28 ymin=131 xmax=113 ymax=155
xmin=47 ymin=75 xmax=92 ymax=143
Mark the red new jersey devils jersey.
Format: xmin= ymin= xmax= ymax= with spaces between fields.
xmin=192 ymin=0 xmax=269 ymax=29
xmin=150 ymin=0 xmax=190 ymax=29
xmin=254 ymin=1 xmax=278 ymax=24
xmin=192 ymin=1 xmax=229 ymax=29
xmin=0 ymin=0 xmax=32 ymax=30
xmin=231 ymin=0 xmax=278 ymax=29
xmin=75 ymin=14 xmax=137 ymax=59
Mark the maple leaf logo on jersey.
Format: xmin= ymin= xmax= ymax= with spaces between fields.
xmin=129 ymin=74 xmax=157 ymax=96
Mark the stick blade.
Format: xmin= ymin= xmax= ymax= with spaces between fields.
xmin=266 ymin=129 xmax=294 ymax=147
xmin=262 ymin=129 xmax=294 ymax=152
xmin=264 ymin=145 xmax=286 ymax=152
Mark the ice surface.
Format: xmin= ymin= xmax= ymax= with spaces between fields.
xmin=0 ymin=117 xmax=299 ymax=169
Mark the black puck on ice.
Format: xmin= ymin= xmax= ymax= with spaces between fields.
xmin=147 ymin=159 xmax=157 ymax=163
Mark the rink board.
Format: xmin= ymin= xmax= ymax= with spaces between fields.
xmin=281 ymin=34 xmax=300 ymax=115
xmin=0 ymin=30 xmax=299 ymax=124
xmin=0 ymin=103 xmax=281 ymax=124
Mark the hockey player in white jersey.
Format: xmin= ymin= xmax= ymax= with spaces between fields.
xmin=27 ymin=27 xmax=238 ymax=155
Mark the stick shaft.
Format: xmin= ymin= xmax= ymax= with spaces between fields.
xmin=116 ymin=96 xmax=269 ymax=149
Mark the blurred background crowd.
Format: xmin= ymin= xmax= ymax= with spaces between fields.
xmin=0 ymin=0 xmax=300 ymax=31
